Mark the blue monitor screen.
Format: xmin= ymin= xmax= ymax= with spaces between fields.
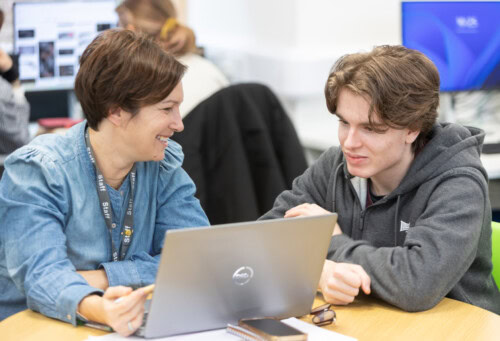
xmin=402 ymin=1 xmax=500 ymax=92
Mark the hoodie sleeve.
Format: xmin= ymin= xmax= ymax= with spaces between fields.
xmin=328 ymin=172 xmax=487 ymax=312
xmin=259 ymin=147 xmax=341 ymax=220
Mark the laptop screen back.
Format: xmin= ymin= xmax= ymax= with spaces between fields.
xmin=144 ymin=214 xmax=337 ymax=338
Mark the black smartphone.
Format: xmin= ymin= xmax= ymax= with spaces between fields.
xmin=238 ymin=318 xmax=307 ymax=340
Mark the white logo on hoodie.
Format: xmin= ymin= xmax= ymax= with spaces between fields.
xmin=400 ymin=221 xmax=410 ymax=232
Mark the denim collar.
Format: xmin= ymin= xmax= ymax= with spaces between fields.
xmin=71 ymin=121 xmax=99 ymax=184
xmin=73 ymin=121 xmax=131 ymax=193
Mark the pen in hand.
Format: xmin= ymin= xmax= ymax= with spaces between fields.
xmin=114 ymin=284 xmax=155 ymax=304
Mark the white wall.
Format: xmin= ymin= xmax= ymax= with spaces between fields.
xmin=295 ymin=1 xmax=401 ymax=51
xmin=187 ymin=0 xmax=500 ymax=150
xmin=186 ymin=0 xmax=402 ymax=150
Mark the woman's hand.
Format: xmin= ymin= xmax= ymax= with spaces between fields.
xmin=78 ymin=286 xmax=149 ymax=337
xmin=319 ymin=260 xmax=371 ymax=305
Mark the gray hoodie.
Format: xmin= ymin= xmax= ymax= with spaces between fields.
xmin=261 ymin=122 xmax=500 ymax=314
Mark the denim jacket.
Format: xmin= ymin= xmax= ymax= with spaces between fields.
xmin=0 ymin=122 xmax=209 ymax=324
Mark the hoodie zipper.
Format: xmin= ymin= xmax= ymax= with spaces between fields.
xmin=344 ymin=171 xmax=401 ymax=243
xmin=345 ymin=174 xmax=366 ymax=239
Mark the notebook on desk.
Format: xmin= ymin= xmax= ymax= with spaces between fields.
xmin=138 ymin=213 xmax=337 ymax=339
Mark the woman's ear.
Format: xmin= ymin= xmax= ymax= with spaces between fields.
xmin=107 ymin=106 xmax=123 ymax=127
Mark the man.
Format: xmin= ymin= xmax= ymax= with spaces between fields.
xmin=0 ymin=9 xmax=30 ymax=156
xmin=261 ymin=45 xmax=500 ymax=314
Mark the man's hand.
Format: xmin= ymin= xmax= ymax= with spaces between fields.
xmin=284 ymin=203 xmax=331 ymax=218
xmin=78 ymin=286 xmax=148 ymax=337
xmin=0 ymin=48 xmax=13 ymax=73
xmin=284 ymin=203 xmax=343 ymax=235
xmin=333 ymin=222 xmax=343 ymax=236
xmin=319 ymin=260 xmax=371 ymax=305
xmin=77 ymin=270 xmax=109 ymax=291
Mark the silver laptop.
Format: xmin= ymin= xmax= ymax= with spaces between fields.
xmin=140 ymin=213 xmax=337 ymax=339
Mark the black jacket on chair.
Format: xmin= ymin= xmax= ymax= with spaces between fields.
xmin=174 ymin=83 xmax=308 ymax=224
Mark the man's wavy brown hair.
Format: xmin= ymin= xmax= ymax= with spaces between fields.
xmin=325 ymin=45 xmax=440 ymax=153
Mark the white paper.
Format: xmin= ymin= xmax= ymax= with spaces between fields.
xmin=282 ymin=317 xmax=357 ymax=341
xmin=86 ymin=317 xmax=356 ymax=341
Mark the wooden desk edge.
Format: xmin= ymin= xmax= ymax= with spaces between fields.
xmin=1 ymin=296 xmax=498 ymax=341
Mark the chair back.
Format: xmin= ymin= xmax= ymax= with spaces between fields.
xmin=492 ymin=221 xmax=500 ymax=286
xmin=175 ymin=83 xmax=308 ymax=224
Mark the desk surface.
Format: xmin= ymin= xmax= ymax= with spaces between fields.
xmin=1 ymin=295 xmax=498 ymax=341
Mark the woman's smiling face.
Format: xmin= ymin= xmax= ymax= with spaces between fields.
xmin=119 ymin=81 xmax=184 ymax=162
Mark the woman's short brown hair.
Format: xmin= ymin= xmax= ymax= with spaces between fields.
xmin=74 ymin=28 xmax=186 ymax=130
xmin=325 ymin=45 xmax=440 ymax=152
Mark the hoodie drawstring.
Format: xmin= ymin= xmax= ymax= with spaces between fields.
xmin=394 ymin=195 xmax=401 ymax=246
xmin=332 ymin=162 xmax=344 ymax=213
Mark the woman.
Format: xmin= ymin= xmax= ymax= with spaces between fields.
xmin=0 ymin=29 xmax=209 ymax=336
xmin=116 ymin=0 xmax=229 ymax=117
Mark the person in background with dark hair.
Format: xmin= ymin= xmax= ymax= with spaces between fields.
xmin=0 ymin=9 xmax=30 ymax=155
xmin=0 ymin=29 xmax=209 ymax=336
xmin=261 ymin=45 xmax=500 ymax=314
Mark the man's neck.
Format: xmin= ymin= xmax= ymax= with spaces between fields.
xmin=370 ymin=150 xmax=415 ymax=196
xmin=88 ymin=127 xmax=134 ymax=190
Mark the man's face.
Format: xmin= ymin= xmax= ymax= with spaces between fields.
xmin=336 ymin=88 xmax=418 ymax=190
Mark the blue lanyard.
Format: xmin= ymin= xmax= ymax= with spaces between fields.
xmin=84 ymin=128 xmax=136 ymax=262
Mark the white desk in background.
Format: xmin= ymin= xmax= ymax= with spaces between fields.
xmin=482 ymin=153 xmax=500 ymax=180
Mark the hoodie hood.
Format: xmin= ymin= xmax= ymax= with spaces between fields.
xmin=388 ymin=122 xmax=486 ymax=198
xmin=335 ymin=122 xmax=488 ymax=246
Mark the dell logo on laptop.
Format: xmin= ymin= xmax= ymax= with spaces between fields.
xmin=232 ymin=266 xmax=254 ymax=286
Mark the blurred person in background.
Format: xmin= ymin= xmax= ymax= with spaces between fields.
xmin=116 ymin=0 xmax=229 ymax=117
xmin=0 ymin=9 xmax=30 ymax=156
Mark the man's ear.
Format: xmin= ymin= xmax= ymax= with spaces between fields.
xmin=107 ymin=106 xmax=123 ymax=127
xmin=406 ymin=129 xmax=420 ymax=144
